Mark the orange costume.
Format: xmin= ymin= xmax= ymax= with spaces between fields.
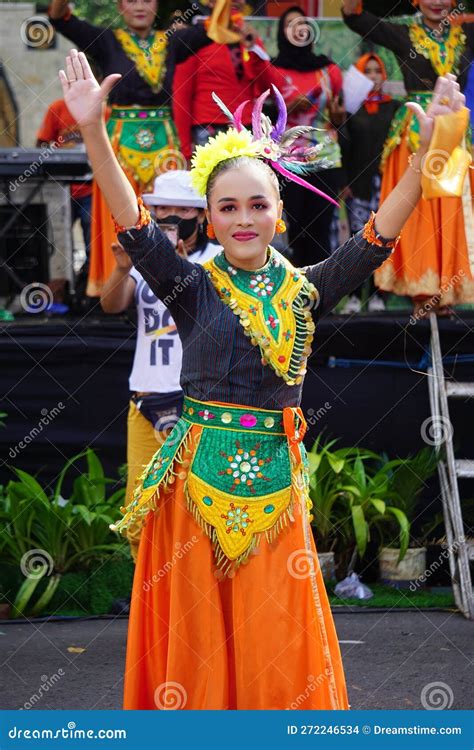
xmin=343 ymin=3 xmax=474 ymax=304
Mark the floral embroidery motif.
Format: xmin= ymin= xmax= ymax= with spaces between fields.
xmin=249 ymin=273 xmax=274 ymax=297
xmin=199 ymin=409 xmax=215 ymax=421
xmin=222 ymin=503 xmax=253 ymax=535
xmin=408 ymin=22 xmax=465 ymax=77
xmin=135 ymin=128 xmax=155 ymax=149
xmin=219 ymin=441 xmax=271 ymax=493
xmin=266 ymin=314 xmax=279 ymax=329
xmin=203 ymin=247 xmax=319 ymax=385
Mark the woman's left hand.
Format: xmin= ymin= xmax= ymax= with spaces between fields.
xmin=406 ymin=73 xmax=465 ymax=151
xmin=328 ymin=95 xmax=346 ymax=127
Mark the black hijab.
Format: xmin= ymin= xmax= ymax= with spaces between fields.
xmin=272 ymin=6 xmax=332 ymax=72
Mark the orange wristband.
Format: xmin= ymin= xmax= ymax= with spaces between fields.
xmin=362 ymin=212 xmax=399 ymax=250
xmin=114 ymin=197 xmax=151 ymax=235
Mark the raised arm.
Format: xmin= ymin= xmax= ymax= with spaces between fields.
xmin=49 ymin=0 xmax=106 ymax=59
xmin=59 ymin=49 xmax=204 ymax=307
xmin=306 ymin=74 xmax=467 ymax=315
xmin=341 ymin=0 xmax=407 ymax=55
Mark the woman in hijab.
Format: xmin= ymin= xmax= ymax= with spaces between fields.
xmin=266 ymin=6 xmax=344 ymax=267
xmin=338 ymin=53 xmax=401 ymax=312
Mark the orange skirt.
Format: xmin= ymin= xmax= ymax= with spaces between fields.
xmin=375 ymin=136 xmax=474 ymax=304
xmin=123 ymin=424 xmax=349 ymax=711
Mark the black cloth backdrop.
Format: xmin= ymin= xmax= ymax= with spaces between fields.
xmin=1 ymin=316 xmax=473 ymax=508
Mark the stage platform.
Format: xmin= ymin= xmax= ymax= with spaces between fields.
xmin=1 ymin=313 xmax=473 ymax=498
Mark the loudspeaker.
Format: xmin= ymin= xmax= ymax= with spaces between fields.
xmin=0 ymin=203 xmax=49 ymax=296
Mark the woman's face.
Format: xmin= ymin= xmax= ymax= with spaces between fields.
xmin=153 ymin=205 xmax=200 ymax=220
xmin=418 ymin=0 xmax=453 ymax=23
xmin=284 ymin=11 xmax=306 ymax=44
xmin=364 ymin=58 xmax=384 ymax=91
xmin=206 ymin=164 xmax=282 ymax=270
xmin=118 ymin=0 xmax=157 ymax=31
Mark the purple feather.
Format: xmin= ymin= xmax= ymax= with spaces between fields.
xmin=271 ymin=161 xmax=339 ymax=207
xmin=270 ymin=85 xmax=287 ymax=141
xmin=232 ymin=100 xmax=250 ymax=132
xmin=252 ymin=89 xmax=270 ymax=140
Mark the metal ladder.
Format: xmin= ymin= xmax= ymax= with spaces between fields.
xmin=427 ymin=314 xmax=474 ymax=619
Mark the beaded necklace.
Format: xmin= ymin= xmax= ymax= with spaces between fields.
xmin=114 ymin=28 xmax=167 ymax=93
xmin=204 ymin=246 xmax=319 ymax=386
xmin=408 ymin=19 xmax=465 ymax=76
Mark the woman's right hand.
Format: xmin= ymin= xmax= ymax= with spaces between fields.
xmin=59 ymin=49 xmax=121 ymax=128
xmin=111 ymin=242 xmax=133 ymax=271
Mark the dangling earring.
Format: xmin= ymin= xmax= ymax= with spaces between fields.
xmin=275 ymin=218 xmax=286 ymax=234
xmin=206 ymin=223 xmax=216 ymax=239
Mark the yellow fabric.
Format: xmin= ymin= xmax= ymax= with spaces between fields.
xmin=125 ymin=400 xmax=170 ymax=561
xmin=203 ymin=253 xmax=318 ymax=386
xmin=186 ymin=460 xmax=300 ymax=563
xmin=114 ymin=29 xmax=167 ymax=93
xmin=421 ymin=108 xmax=472 ymax=199
xmin=408 ymin=23 xmax=465 ymax=76
xmin=206 ymin=0 xmax=241 ymax=44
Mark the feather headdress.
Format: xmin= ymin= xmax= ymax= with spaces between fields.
xmin=190 ymin=86 xmax=338 ymax=206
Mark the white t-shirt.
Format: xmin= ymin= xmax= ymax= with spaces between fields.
xmin=128 ymin=241 xmax=220 ymax=393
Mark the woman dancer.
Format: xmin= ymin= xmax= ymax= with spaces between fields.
xmin=342 ymin=0 xmax=474 ymax=310
xmin=60 ymin=48 xmax=467 ymax=709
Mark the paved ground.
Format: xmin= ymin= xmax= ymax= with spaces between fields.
xmin=0 ymin=611 xmax=471 ymax=710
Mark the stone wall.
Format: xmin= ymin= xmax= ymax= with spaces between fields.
xmin=0 ymin=3 xmax=72 ymax=147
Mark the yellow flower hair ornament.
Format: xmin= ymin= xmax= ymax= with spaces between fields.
xmin=190 ymin=128 xmax=261 ymax=197
xmin=189 ymin=87 xmax=339 ymax=205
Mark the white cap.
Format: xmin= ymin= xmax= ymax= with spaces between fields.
xmin=142 ymin=170 xmax=207 ymax=208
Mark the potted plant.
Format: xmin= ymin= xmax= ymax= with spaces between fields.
xmin=375 ymin=447 xmax=439 ymax=588
xmin=307 ymin=437 xmax=407 ymax=580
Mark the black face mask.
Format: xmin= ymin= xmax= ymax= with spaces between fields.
xmin=161 ymin=214 xmax=199 ymax=241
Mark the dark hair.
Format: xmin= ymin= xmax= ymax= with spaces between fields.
xmin=206 ymin=156 xmax=280 ymax=204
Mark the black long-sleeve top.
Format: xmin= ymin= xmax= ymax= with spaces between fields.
xmin=50 ymin=14 xmax=175 ymax=106
xmin=117 ymin=219 xmax=394 ymax=409
xmin=342 ymin=8 xmax=474 ymax=92
xmin=339 ymin=99 xmax=401 ymax=200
